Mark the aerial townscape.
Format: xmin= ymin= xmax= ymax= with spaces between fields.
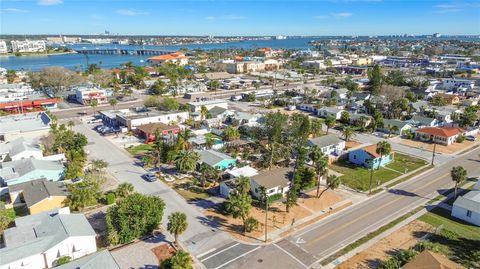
xmin=0 ymin=1 xmax=479 ymax=269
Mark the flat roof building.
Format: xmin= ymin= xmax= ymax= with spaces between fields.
xmin=0 ymin=112 xmax=51 ymax=142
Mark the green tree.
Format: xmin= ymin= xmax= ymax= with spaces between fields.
xmin=451 ymin=166 xmax=467 ymax=199
xmin=200 ymin=105 xmax=209 ymax=120
xmin=6 ymin=70 xmax=17 ymax=84
xmin=310 ymin=146 xmax=329 ymax=198
xmin=144 ymin=96 xmax=161 ymax=107
xmin=160 ymin=97 xmax=180 ymax=111
xmin=340 ymin=111 xmax=350 ymax=124
xmin=310 ymin=118 xmax=323 ymax=137
xmin=318 ymin=175 xmax=341 ymax=199
xmin=325 ymin=115 xmax=336 ymax=135
xmin=66 ymin=174 xmax=104 ymax=210
xmin=225 ymin=192 xmax=252 ymax=233
xmin=176 ymin=128 xmax=194 ymax=150
xmin=207 ymin=80 xmax=221 ymax=95
xmin=91 ymin=159 xmax=109 ymax=171
xmin=175 ymin=150 xmax=199 ymax=173
xmin=376 ymin=141 xmax=392 ymax=170
xmin=109 ymin=98 xmax=117 ymax=110
xmin=55 ymin=256 xmax=72 ymax=266
xmin=160 ymin=250 xmax=193 ymax=269
xmin=341 ymin=126 xmax=356 ymax=142
xmin=151 ymin=79 xmax=167 ymax=95
xmin=367 ymin=64 xmax=383 ymax=95
xmin=223 ymin=126 xmax=240 ymax=141
xmin=152 ymin=129 xmax=164 ymax=169
xmin=0 ymin=202 xmax=15 ymax=234
xmin=264 ymin=111 xmax=289 ymax=170
xmin=106 ymin=193 xmax=165 ymax=245
xmin=90 ymin=98 xmax=99 ymax=115
xmin=116 ymin=182 xmax=135 ymax=198
xmin=167 ymin=212 xmax=188 ymax=246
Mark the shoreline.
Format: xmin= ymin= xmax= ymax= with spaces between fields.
xmin=0 ymin=51 xmax=77 ymax=57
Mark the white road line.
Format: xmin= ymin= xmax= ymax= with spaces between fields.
xmin=213 ymin=246 xmax=261 ymax=269
xmin=273 ymin=244 xmax=308 ymax=268
xmin=197 ymin=248 xmax=217 ymax=259
xmin=200 ymin=243 xmax=240 ymax=262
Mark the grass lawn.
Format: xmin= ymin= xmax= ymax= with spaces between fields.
xmin=386 ymin=153 xmax=428 ymax=173
xmin=172 ymin=182 xmax=210 ymax=201
xmin=329 ymin=154 xmax=428 ymax=192
xmin=419 ymin=207 xmax=480 ymax=240
xmin=126 ymin=144 xmax=152 ymax=155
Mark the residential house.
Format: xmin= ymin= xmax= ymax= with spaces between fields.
xmin=348 ymin=144 xmax=394 ymax=168
xmin=250 ymin=167 xmax=291 ymax=199
xmin=451 ymin=182 xmax=480 ymax=226
xmin=298 ymin=103 xmax=320 ymax=114
xmin=220 ymin=166 xmax=259 ymax=198
xmin=0 ymin=208 xmax=97 ymax=269
xmin=189 ymin=135 xmax=224 ymax=150
xmin=0 ymin=158 xmax=65 ymax=185
xmin=230 ymin=111 xmax=261 ymax=127
xmin=0 ymin=112 xmax=51 ymax=142
xmin=349 ymin=113 xmax=372 ymax=128
xmin=189 ymin=99 xmax=228 ymax=120
xmin=435 ymin=93 xmax=460 ymax=105
xmin=415 ymin=127 xmax=465 ymax=146
xmin=135 ymin=122 xmax=181 ymax=143
xmin=317 ymin=107 xmax=345 ymax=120
xmin=55 ymin=250 xmax=120 ymax=269
xmin=307 ymin=134 xmax=346 ymax=156
xmin=409 ymin=115 xmax=438 ymax=128
xmin=403 ymin=250 xmax=466 ymax=269
xmin=9 ymin=179 xmax=68 ymax=215
xmin=196 ymin=149 xmax=236 ymax=170
xmin=442 ymin=78 xmax=475 ymax=91
xmin=381 ymin=119 xmax=412 ymax=136
xmin=0 ymin=137 xmax=43 ymax=162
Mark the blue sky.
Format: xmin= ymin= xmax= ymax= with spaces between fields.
xmin=1 ymin=0 xmax=479 ymax=35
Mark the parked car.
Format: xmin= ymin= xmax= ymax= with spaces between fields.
xmin=142 ymin=173 xmax=157 ymax=182
xmin=466 ymin=135 xmax=477 ymax=141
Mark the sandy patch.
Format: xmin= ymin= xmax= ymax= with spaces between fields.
xmin=337 ymin=220 xmax=435 ymax=269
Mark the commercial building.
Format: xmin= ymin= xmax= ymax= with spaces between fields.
xmin=99 ymin=108 xmax=189 ymax=130
xmin=74 ymin=86 xmax=108 ymax=105
xmin=148 ymin=52 xmax=188 ymax=66
xmin=11 ymin=40 xmax=47 ymax=53
xmin=0 ymin=208 xmax=97 ymax=269
xmin=0 ymin=40 xmax=8 ymax=54
xmin=0 ymin=112 xmax=51 ymax=142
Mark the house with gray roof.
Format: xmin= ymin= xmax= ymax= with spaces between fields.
xmin=307 ymin=134 xmax=346 ymax=156
xmin=317 ymin=107 xmax=345 ymax=120
xmin=0 ymin=137 xmax=43 ymax=162
xmin=0 ymin=112 xmax=51 ymax=142
xmin=380 ymin=119 xmax=413 ymax=135
xmin=9 ymin=179 xmax=69 ymax=214
xmin=231 ymin=111 xmax=261 ymax=127
xmin=196 ymin=149 xmax=236 ymax=170
xmin=55 ymin=250 xmax=120 ymax=269
xmin=409 ymin=115 xmax=438 ymax=128
xmin=0 ymin=158 xmax=65 ymax=185
xmin=250 ymin=167 xmax=292 ymax=199
xmin=0 ymin=208 xmax=97 ymax=269
xmin=451 ymin=183 xmax=480 ymax=226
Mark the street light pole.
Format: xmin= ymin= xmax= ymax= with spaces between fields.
xmin=431 ymin=141 xmax=437 ymax=166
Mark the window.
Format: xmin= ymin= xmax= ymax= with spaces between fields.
xmin=467 ymin=210 xmax=472 ymax=217
xmin=353 ymin=155 xmax=357 ymax=160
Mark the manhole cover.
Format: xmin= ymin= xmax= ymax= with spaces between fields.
xmin=257 ymin=259 xmax=263 ymax=263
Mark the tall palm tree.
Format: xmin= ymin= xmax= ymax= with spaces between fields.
xmin=325 ymin=116 xmax=336 ymax=135
xmin=317 ymin=175 xmax=341 ymax=198
xmin=109 ymin=98 xmax=118 ymax=110
xmin=90 ymin=98 xmax=98 ymax=116
xmin=177 ymin=128 xmax=194 ymax=150
xmin=200 ymin=105 xmax=209 ymax=121
xmin=167 ymin=212 xmax=188 ymax=246
xmin=152 ymin=129 xmax=163 ymax=169
xmin=375 ymin=140 xmax=392 ymax=170
xmin=310 ymin=146 xmax=329 ymax=198
xmin=451 ymin=166 xmax=467 ymax=199
xmin=175 ymin=150 xmax=199 ymax=173
xmin=342 ymin=126 xmax=356 ymax=142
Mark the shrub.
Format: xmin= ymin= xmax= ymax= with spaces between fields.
xmin=456 ymin=135 xmax=465 ymax=143
xmin=106 ymin=193 xmax=116 ymax=205
xmin=379 ymin=257 xmax=401 ymax=269
xmin=244 ymin=217 xmax=259 ymax=233
xmin=55 ymin=256 xmax=71 ymax=266
xmin=267 ymin=193 xmax=283 ymax=204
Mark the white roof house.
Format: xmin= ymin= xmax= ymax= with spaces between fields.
xmin=0 ymin=137 xmax=43 ymax=162
xmin=451 ymin=183 xmax=480 ymax=226
xmin=0 ymin=112 xmax=51 ymax=142
xmin=0 ymin=208 xmax=97 ymax=269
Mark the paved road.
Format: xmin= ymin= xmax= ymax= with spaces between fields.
xmin=73 ymin=123 xmax=234 ymax=259
xmin=204 ymin=147 xmax=480 ymax=269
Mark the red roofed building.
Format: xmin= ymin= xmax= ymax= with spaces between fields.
xmin=148 ymin=52 xmax=188 ymax=66
xmin=415 ymin=127 xmax=465 ymax=145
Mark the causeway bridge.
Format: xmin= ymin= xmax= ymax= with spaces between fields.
xmin=74 ymin=48 xmax=177 ymax=55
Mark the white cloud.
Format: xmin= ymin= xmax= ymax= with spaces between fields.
xmin=38 ymin=0 xmax=63 ymax=6
xmin=434 ymin=8 xmax=463 ymax=13
xmin=313 ymin=15 xmax=329 ymax=19
xmin=115 ymin=9 xmax=148 ymax=16
xmin=333 ymin=12 xmax=353 ymax=17
xmin=1 ymin=8 xmax=28 ymax=13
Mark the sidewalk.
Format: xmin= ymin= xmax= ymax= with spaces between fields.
xmin=321 ymin=181 xmax=477 ymax=269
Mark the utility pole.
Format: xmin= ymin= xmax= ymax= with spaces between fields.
xmin=368 ymin=159 xmax=374 ymax=195
xmin=264 ymin=194 xmax=268 ymax=243
xmin=431 ymin=141 xmax=437 ymax=166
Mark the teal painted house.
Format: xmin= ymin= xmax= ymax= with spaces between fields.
xmin=348 ymin=144 xmax=394 ymax=168
xmin=0 ymin=158 xmax=65 ymax=185
xmin=196 ymin=149 xmax=236 ymax=170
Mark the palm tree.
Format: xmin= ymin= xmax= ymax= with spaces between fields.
xmin=310 ymin=118 xmax=323 ymax=137
xmin=67 ymin=120 xmax=75 ymax=130
xmin=223 ymin=126 xmax=240 ymax=141
xmin=325 ymin=115 xmax=336 ymax=135
xmin=161 ymin=250 xmax=192 ymax=269
xmin=177 ymin=128 xmax=194 ymax=150
xmin=152 ymin=129 xmax=164 ymax=169
xmin=116 ymin=182 xmax=134 ymax=198
xmin=175 ymin=150 xmax=199 ymax=173
xmin=342 ymin=126 xmax=356 ymax=142
xmin=310 ymin=146 xmax=329 ymax=198
xmin=451 ymin=166 xmax=467 ymax=199
xmin=109 ymin=98 xmax=118 ymax=110
xmin=200 ymin=105 xmax=209 ymax=121
xmin=205 ymin=136 xmax=215 ymax=149
xmin=90 ymin=98 xmax=98 ymax=116
xmin=317 ymin=175 xmax=341 ymax=198
xmin=375 ymin=141 xmax=392 ymax=170
xmin=167 ymin=212 xmax=188 ymax=246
